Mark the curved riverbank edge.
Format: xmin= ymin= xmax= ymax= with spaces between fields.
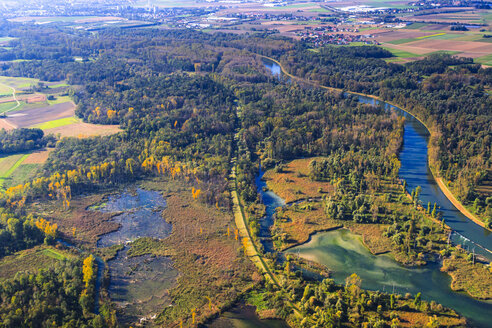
xmin=231 ymin=165 xmax=304 ymax=321
xmin=435 ymin=176 xmax=488 ymax=231
xmin=259 ymin=54 xmax=490 ymax=233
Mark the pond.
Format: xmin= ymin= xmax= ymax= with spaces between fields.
xmin=96 ymin=188 xmax=171 ymax=248
xmin=94 ymin=188 xmax=177 ymax=322
xmin=107 ymin=248 xmax=178 ymax=324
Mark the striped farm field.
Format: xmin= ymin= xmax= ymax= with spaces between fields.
xmin=475 ymin=53 xmax=492 ymax=66
xmin=0 ymin=153 xmax=29 ymax=187
xmin=416 ymin=33 xmax=446 ymax=39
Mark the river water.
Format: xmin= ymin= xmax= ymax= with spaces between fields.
xmin=262 ymin=58 xmax=492 ymax=327
xmin=357 ymin=96 xmax=492 ymax=260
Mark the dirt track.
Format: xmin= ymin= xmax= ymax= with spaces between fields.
xmin=5 ymin=101 xmax=75 ymax=128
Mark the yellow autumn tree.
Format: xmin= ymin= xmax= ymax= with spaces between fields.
xmin=82 ymin=255 xmax=95 ymax=288
xmin=107 ymin=109 xmax=117 ymax=119
xmin=192 ymin=188 xmax=201 ymax=199
xmin=35 ymin=218 xmax=58 ymax=238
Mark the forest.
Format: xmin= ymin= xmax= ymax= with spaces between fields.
xmin=0 ymin=128 xmax=55 ymax=154
xmin=0 ymin=20 xmax=488 ymax=327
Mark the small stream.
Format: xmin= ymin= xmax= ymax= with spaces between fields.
xmin=255 ymin=170 xmax=285 ymax=253
xmin=262 ymin=58 xmax=492 ymax=327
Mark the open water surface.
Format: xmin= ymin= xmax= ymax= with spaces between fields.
xmin=263 ymin=59 xmax=492 ymax=327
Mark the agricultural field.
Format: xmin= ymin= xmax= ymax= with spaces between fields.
xmin=5 ymin=102 xmax=75 ymax=128
xmin=44 ymin=121 xmax=121 ymax=138
xmin=372 ymin=25 xmax=492 ymax=63
xmin=0 ymin=75 xmax=121 ymax=189
xmin=403 ymin=7 xmax=491 ymax=24
xmin=0 ymin=153 xmax=29 ymax=188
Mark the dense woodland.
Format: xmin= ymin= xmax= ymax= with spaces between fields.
xmin=0 ymin=209 xmax=47 ymax=258
xmin=0 ymin=20 xmax=488 ymax=327
xmin=0 ymin=128 xmax=55 ymax=154
xmin=0 ymin=257 xmax=110 ymax=328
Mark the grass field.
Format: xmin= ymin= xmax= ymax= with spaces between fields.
xmin=387 ymin=37 xmax=420 ymax=45
xmin=475 ymin=53 xmax=492 ymax=66
xmin=441 ymin=256 xmax=492 ymax=299
xmin=44 ymin=121 xmax=121 ymax=138
xmin=273 ymin=200 xmax=342 ymax=250
xmin=0 ymin=101 xmax=19 ymax=113
xmin=384 ymin=57 xmax=406 ymax=62
xmin=263 ymin=157 xmax=333 ymax=203
xmin=49 ymin=83 xmax=69 ymax=88
xmin=0 ymin=76 xmax=39 ymax=89
xmin=405 ymin=23 xmax=427 ymax=29
xmin=416 ymin=32 xmax=446 ymax=39
xmin=47 ymin=95 xmax=72 ymax=105
xmin=3 ymin=163 xmax=40 ymax=189
xmin=33 ymin=116 xmax=80 ymax=130
xmin=0 ymin=153 xmax=29 ymax=187
xmin=0 ymin=83 xmax=13 ymax=96
xmin=0 ymin=245 xmax=72 ymax=281
xmin=308 ymin=7 xmax=331 ymax=13
xmin=382 ymin=46 xmax=419 ymax=58
xmin=427 ymin=50 xmax=462 ymax=56
xmin=387 ymin=33 xmax=462 ymax=44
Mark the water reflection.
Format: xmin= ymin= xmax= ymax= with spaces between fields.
xmin=288 ymin=229 xmax=492 ymax=328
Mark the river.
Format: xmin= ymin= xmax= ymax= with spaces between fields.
xmin=262 ymin=58 xmax=492 ymax=327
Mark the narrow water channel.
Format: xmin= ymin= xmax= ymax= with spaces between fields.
xmin=262 ymin=58 xmax=492 ymax=327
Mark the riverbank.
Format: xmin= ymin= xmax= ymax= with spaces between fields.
xmin=261 ymin=152 xmax=492 ymax=304
xmin=435 ymin=176 xmax=488 ymax=231
xmin=259 ymin=54 xmax=490 ymax=233
xmin=441 ymin=256 xmax=492 ymax=300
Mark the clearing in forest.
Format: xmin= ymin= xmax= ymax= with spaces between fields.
xmin=262 ymin=157 xmax=333 ymax=203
